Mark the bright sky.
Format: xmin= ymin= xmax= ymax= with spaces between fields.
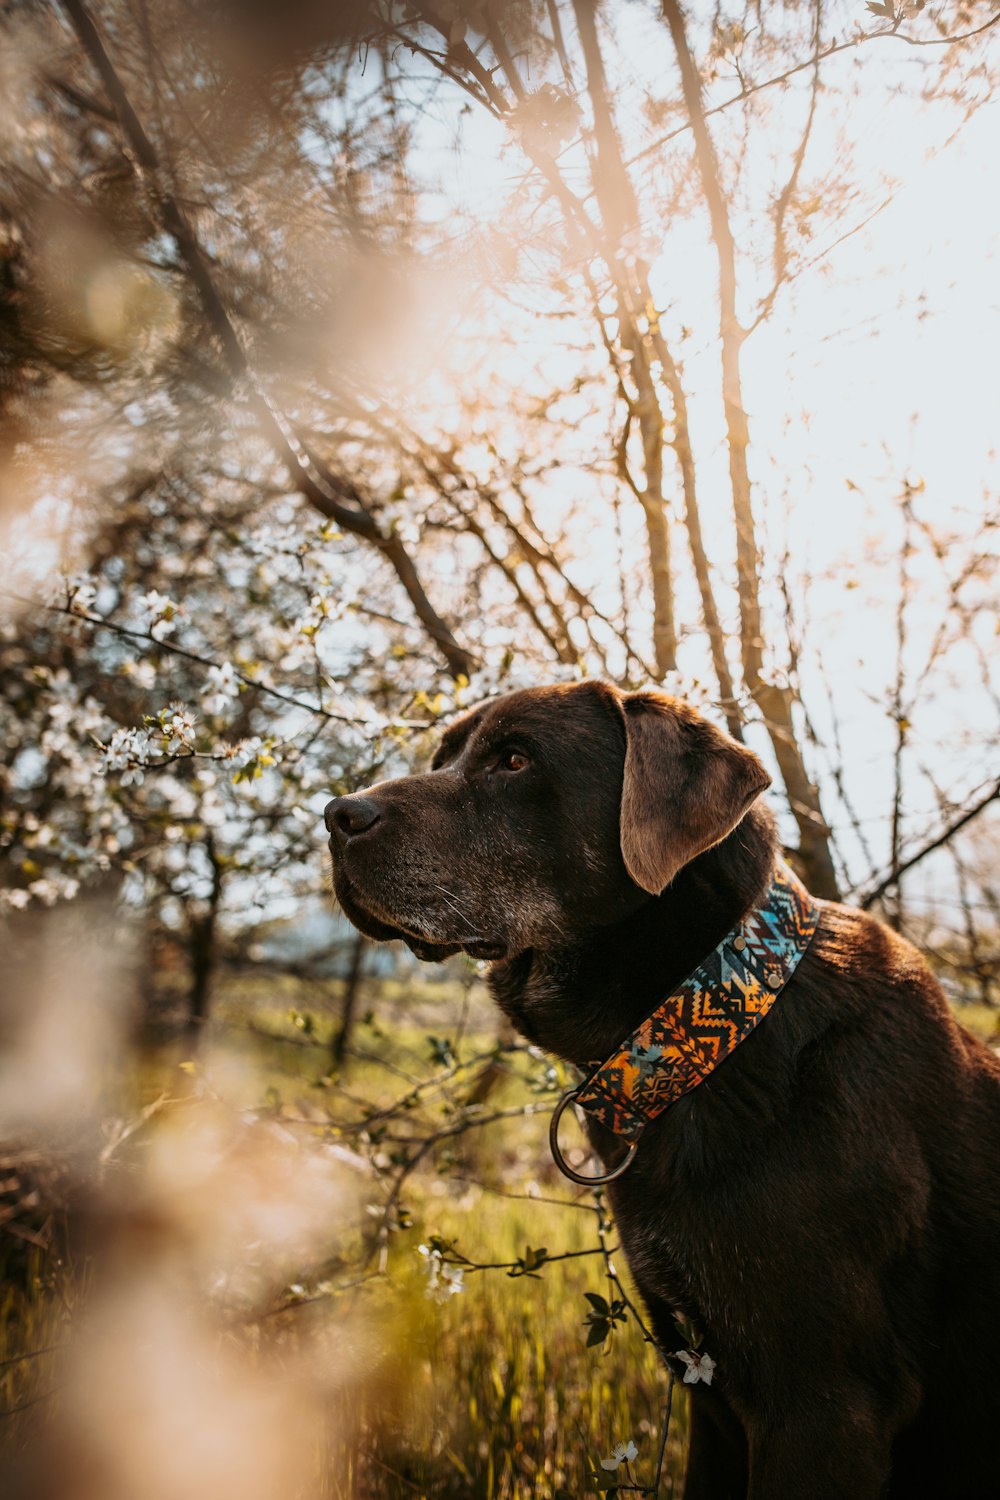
xmin=388 ymin=9 xmax=1000 ymax=897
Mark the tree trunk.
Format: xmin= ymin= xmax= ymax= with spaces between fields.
xmin=647 ymin=325 xmax=744 ymax=740
xmin=571 ymin=0 xmax=677 ymax=676
xmin=660 ymin=0 xmax=839 ymax=898
xmin=331 ymin=932 xmax=366 ymax=1068
xmin=187 ymin=836 xmax=223 ymax=1035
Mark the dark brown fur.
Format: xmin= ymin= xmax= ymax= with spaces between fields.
xmin=325 ymin=680 xmax=1000 ymax=1500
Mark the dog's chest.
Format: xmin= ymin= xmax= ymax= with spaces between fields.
xmin=608 ymin=1159 xmax=762 ymax=1363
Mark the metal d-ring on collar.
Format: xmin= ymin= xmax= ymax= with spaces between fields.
xmin=548 ymin=1084 xmax=640 ymax=1186
xmin=545 ymin=862 xmax=820 ymax=1188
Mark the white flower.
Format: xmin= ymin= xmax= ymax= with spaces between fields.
xmin=675 ymin=1349 xmax=716 ymax=1385
xmin=2 ymin=889 xmax=31 ymax=911
xmin=227 ymin=735 xmax=262 ymax=769
xmin=47 ymin=700 xmax=76 ymax=732
xmin=27 ymin=878 xmax=61 ymax=906
xmin=69 ymin=579 xmax=97 ymax=615
xmin=416 ymin=1244 xmax=465 ymax=1303
xmin=201 ymin=788 xmax=226 ymax=827
xmin=103 ymin=726 xmax=153 ymax=774
xmin=439 ymin=1263 xmax=465 ymax=1298
xmin=161 ymin=706 xmax=196 ymax=753
xmin=122 ymin=659 xmax=156 ymax=690
xmin=600 ymin=1439 xmax=639 ymax=1472
xmin=203 ymin=661 xmax=240 ymax=715
xmin=156 ymin=775 xmax=197 ymax=819
xmin=141 ymin=590 xmax=179 ymax=640
xmin=141 ymin=589 xmax=172 ymax=615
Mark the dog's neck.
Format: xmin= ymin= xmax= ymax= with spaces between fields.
xmin=488 ymin=804 xmax=779 ymax=1069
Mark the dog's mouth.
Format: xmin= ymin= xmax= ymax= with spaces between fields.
xmin=332 ymin=866 xmax=508 ymax=965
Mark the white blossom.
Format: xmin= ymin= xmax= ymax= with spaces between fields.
xmin=600 ymin=1439 xmax=639 ymax=1472
xmin=122 ymin=659 xmax=157 ymax=690
xmin=228 ymin=737 xmax=258 ymax=769
xmin=104 ymin=727 xmax=152 ymax=770
xmin=27 ymin=878 xmax=61 ymax=906
xmin=155 ymin=775 xmax=197 ymax=819
xmin=675 ymin=1350 xmax=716 ymax=1386
xmin=141 ymin=590 xmax=179 ymax=640
xmin=68 ymin=578 xmax=97 ymax=615
xmin=141 ymin=589 xmax=172 ymax=615
xmin=202 ymin=661 xmax=240 ymax=716
xmin=47 ymin=700 xmax=76 ymax=732
xmin=416 ymin=1244 xmax=466 ymax=1303
xmin=161 ymin=706 xmax=196 ymax=753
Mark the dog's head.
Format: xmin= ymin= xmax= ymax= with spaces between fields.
xmin=325 ymin=681 xmax=770 ymax=963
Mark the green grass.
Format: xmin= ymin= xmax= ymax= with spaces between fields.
xmin=324 ymin=1193 xmax=687 ymax=1499
xmin=4 ymin=965 xmax=995 ymax=1497
xmin=198 ymin=977 xmax=688 ymax=1495
xmin=2 ymin=969 xmax=686 ymax=1497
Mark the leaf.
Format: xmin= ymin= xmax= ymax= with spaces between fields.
xmin=584 ymin=1292 xmax=609 ymax=1314
xmin=672 ymin=1313 xmax=703 ymax=1349
xmin=427 ymin=1233 xmax=463 ymax=1259
xmin=427 ymin=1035 xmax=456 ymax=1067
xmin=586 ymin=1320 xmax=609 ymax=1347
xmin=509 ymin=1244 xmax=549 ymax=1278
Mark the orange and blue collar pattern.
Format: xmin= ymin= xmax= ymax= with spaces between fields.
xmin=549 ymin=863 xmax=821 ymax=1182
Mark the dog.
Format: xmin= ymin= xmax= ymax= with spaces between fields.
xmin=324 ymin=679 xmax=1000 ymax=1500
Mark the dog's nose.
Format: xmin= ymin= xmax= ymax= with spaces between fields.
xmin=324 ymin=795 xmax=382 ymax=842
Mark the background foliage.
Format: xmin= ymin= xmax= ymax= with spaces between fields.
xmin=1 ymin=1 xmax=998 ymax=1495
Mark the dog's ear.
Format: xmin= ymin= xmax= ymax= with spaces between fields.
xmin=618 ymin=692 xmax=771 ymax=895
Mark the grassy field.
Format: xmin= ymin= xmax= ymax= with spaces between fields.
xmin=1 ymin=967 xmax=995 ymax=1497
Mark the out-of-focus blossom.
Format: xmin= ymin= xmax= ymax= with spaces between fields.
xmin=69 ymin=577 xmax=98 ymax=614
xmin=600 ymin=1438 xmax=639 ymax=1472
xmin=122 ymin=658 xmax=157 ymax=690
xmin=417 ymin=1243 xmax=466 ymax=1303
xmin=203 ymin=661 xmax=240 ymax=715
xmin=141 ymin=589 xmax=180 ymax=640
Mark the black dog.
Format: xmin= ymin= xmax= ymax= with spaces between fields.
xmin=325 ymin=680 xmax=1000 ymax=1500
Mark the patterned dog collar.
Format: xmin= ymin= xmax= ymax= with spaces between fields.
xmin=549 ymin=862 xmax=821 ymax=1184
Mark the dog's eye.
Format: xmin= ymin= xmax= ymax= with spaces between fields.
xmin=500 ymin=749 xmax=529 ymax=773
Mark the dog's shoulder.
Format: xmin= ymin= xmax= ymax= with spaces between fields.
xmin=808 ymin=898 xmax=936 ymax=984
xmin=798 ymin=897 xmax=1000 ymax=1096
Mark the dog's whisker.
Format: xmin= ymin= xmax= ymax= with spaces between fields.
xmin=430 ymin=882 xmax=474 ymax=924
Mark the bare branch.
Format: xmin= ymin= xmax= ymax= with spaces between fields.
xmin=59 ymin=0 xmax=475 ymax=680
xmin=860 ymin=779 xmax=1000 ymax=910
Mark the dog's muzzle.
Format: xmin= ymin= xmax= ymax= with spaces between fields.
xmin=324 ymin=794 xmax=382 ymax=846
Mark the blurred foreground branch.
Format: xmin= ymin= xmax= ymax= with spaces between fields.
xmin=59 ymin=0 xmax=476 ymax=681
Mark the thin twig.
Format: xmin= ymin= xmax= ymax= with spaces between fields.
xmin=860 ymin=778 xmax=1000 ymax=909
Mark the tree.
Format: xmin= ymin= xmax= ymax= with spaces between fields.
xmin=1 ymin=0 xmax=998 ymax=974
